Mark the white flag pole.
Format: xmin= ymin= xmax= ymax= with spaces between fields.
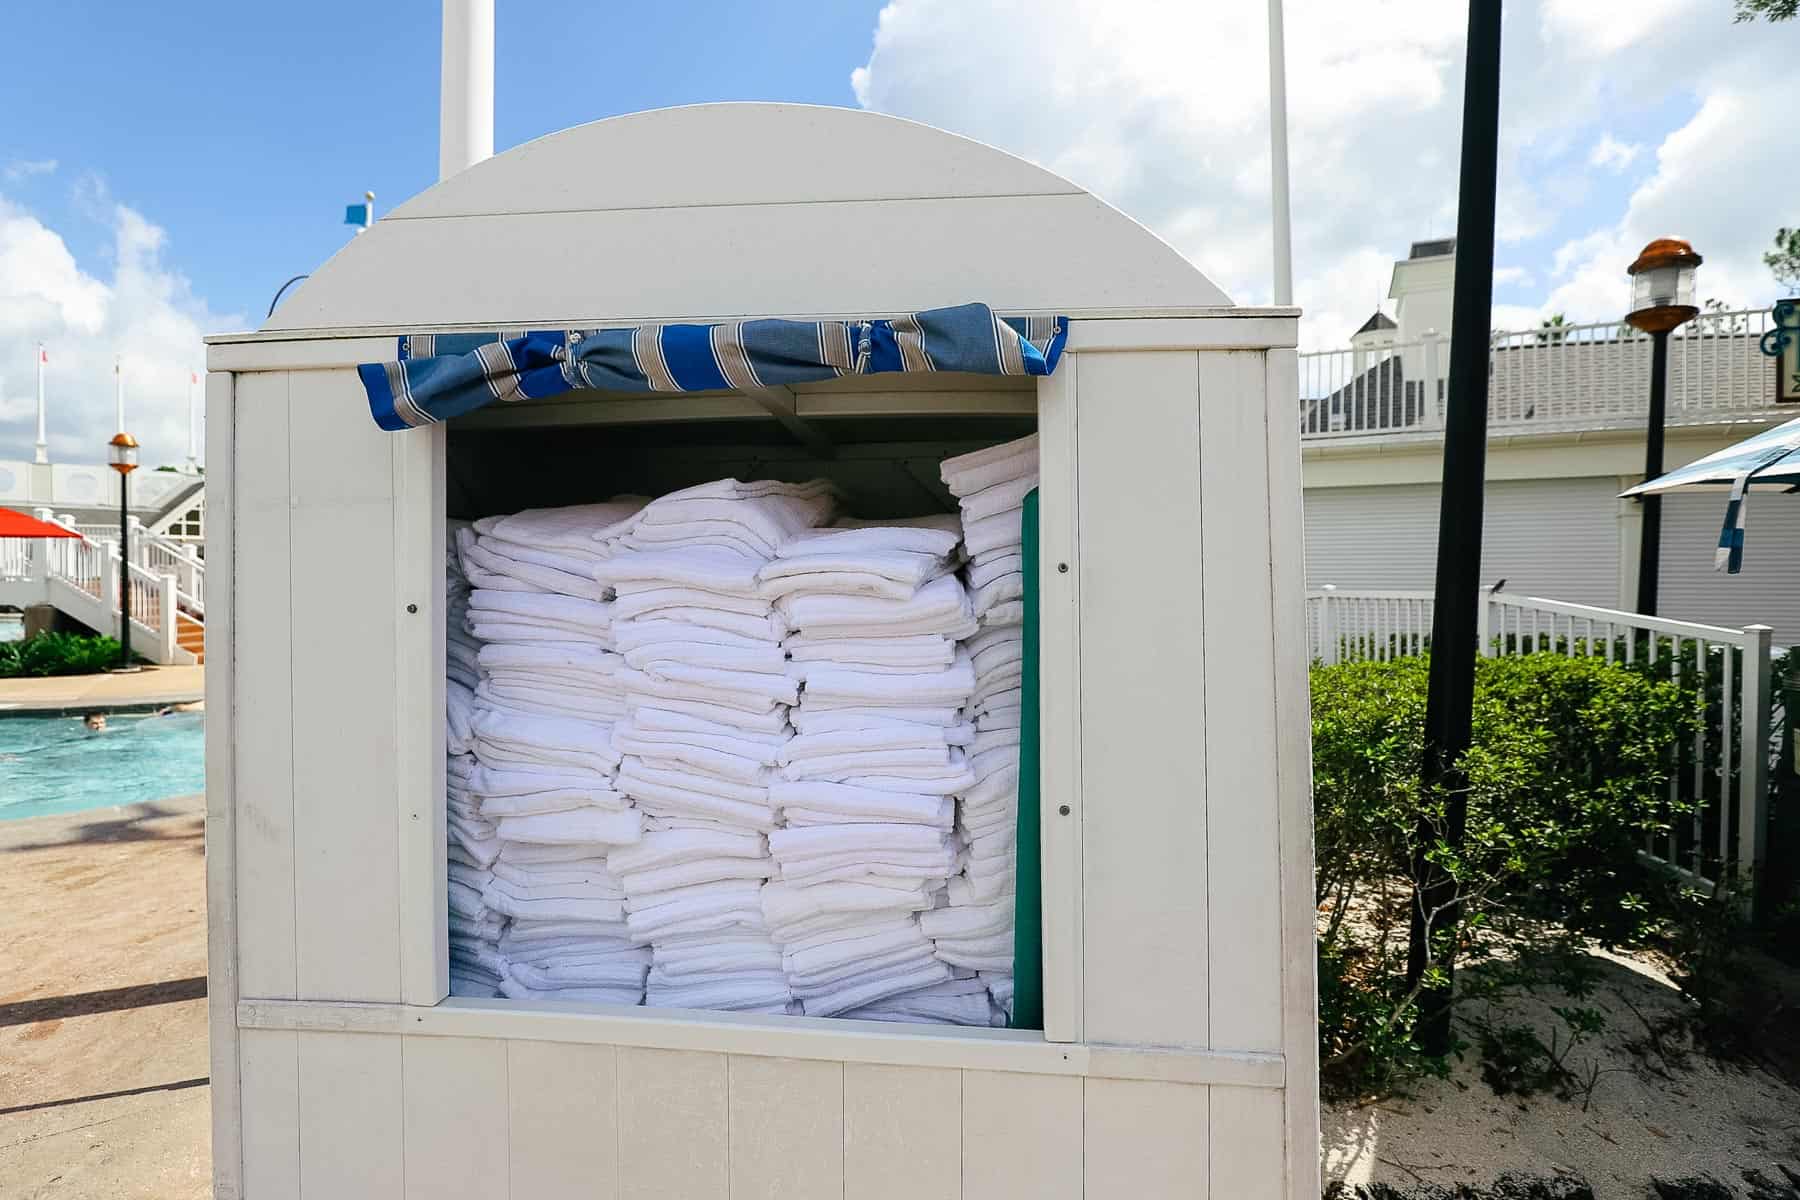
xmin=1267 ymin=0 xmax=1295 ymax=307
xmin=34 ymin=344 xmax=48 ymax=464
xmin=187 ymin=371 xmax=200 ymax=472
xmin=115 ymin=355 xmax=125 ymax=434
xmin=440 ymin=0 xmax=495 ymax=182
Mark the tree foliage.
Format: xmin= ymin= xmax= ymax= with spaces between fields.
xmin=1765 ymin=227 xmax=1800 ymax=290
xmin=0 ymin=632 xmax=128 ymax=677
xmin=1735 ymin=0 xmax=1798 ymax=20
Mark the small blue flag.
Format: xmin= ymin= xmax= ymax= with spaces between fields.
xmin=344 ymin=203 xmax=371 ymax=227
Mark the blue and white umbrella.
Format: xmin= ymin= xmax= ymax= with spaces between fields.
xmin=1622 ymin=414 xmax=1800 ymax=574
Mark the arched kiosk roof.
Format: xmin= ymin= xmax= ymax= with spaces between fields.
xmin=261 ymin=103 xmax=1230 ymax=335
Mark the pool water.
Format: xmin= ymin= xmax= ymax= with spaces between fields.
xmin=0 ymin=711 xmax=205 ymax=821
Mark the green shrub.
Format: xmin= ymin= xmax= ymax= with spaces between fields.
xmin=0 ymin=632 xmax=130 ymax=677
xmin=1313 ymin=652 xmax=1698 ymax=1095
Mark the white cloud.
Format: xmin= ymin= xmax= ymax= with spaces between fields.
xmin=0 ymin=193 xmax=238 ymax=468
xmin=850 ymin=0 xmax=1795 ymax=350
xmin=1587 ymin=133 xmax=1641 ymax=173
xmin=3 ymin=159 xmax=57 ymax=183
xmin=1493 ymin=266 xmax=1534 ymax=288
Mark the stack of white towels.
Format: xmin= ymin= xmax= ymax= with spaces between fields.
xmin=599 ymin=480 xmax=837 ymax=1014
xmin=447 ymin=524 xmax=505 ymax=997
xmin=460 ymin=500 xmax=654 ymax=1005
xmin=443 ymin=440 xmax=1039 ymax=1027
xmin=763 ymin=517 xmax=999 ymax=1024
xmin=931 ymin=433 xmax=1041 ymax=1023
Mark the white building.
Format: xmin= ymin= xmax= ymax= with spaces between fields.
xmin=1300 ymin=240 xmax=1799 ymax=643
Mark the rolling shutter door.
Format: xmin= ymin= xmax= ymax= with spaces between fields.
xmin=1658 ymin=493 xmax=1800 ymax=645
xmin=1303 ymin=477 xmax=1620 ymax=607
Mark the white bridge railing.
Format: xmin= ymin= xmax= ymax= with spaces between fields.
xmin=1299 ymin=307 xmax=1781 ymax=441
xmin=1307 ymin=585 xmax=1773 ymax=912
xmin=0 ymin=510 xmax=202 ymax=665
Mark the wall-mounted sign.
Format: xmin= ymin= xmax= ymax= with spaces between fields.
xmin=1761 ymin=298 xmax=1800 ymax=403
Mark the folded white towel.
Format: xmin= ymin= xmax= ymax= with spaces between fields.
xmin=778 ymin=575 xmax=971 ymax=639
xmin=618 ymin=606 xmax=788 ymax=642
xmin=776 ymin=524 xmax=961 ymax=560
xmin=966 ymin=552 xmax=1022 ymax=591
xmin=626 ymin=877 xmax=764 ymax=913
xmin=607 ymin=828 xmax=767 ymax=876
xmin=614 ymin=618 xmax=781 ymax=653
xmin=447 ymin=679 xmax=477 ymax=755
xmin=762 ymin=880 xmax=933 ymax=941
xmin=627 ymin=485 xmax=835 ymax=557
xmin=782 ymin=802 xmax=954 ymax=831
xmin=940 ymin=434 xmax=1039 ymax=497
xmin=498 ymin=974 xmax=644 ymax=1006
xmin=799 ymin=960 xmax=954 ymax=1017
xmin=961 ymin=508 xmax=1025 ymax=559
xmin=626 ymin=694 xmax=794 ymax=737
xmin=624 ymin=639 xmax=791 ymax=677
xmin=780 ymin=725 xmax=960 ymax=764
xmin=509 ymin=958 xmax=650 ymax=990
xmin=463 ymin=539 xmax=610 ymax=602
xmin=979 ymin=601 xmax=1024 ymax=628
xmin=798 ymin=651 xmax=975 ymax=708
xmin=494 ymin=806 xmax=643 ymax=846
xmin=618 ymin=668 xmax=791 ymax=716
xmin=617 ymin=855 xmax=773 ymax=895
xmin=612 ymin=586 xmax=777 ymax=623
xmin=479 ymin=498 xmax=648 ymax=556
xmin=612 ymin=721 xmax=780 ymax=785
xmin=920 ymin=899 xmax=1014 ymax=940
xmin=970 ymin=573 xmax=1024 ymax=616
xmin=779 ymin=747 xmax=952 ymax=783
xmin=476 ymin=679 xmax=628 ymax=725
xmin=787 ymin=707 xmax=961 ymax=737
xmin=597 ymin=546 xmax=768 ymax=595
xmin=479 ymin=637 xmax=623 ymax=676
xmin=472 ymin=709 xmax=622 ymax=775
xmin=631 ymin=706 xmax=791 ymax=749
xmin=644 ymin=976 xmax=793 ymax=1012
xmin=781 ymin=920 xmax=933 ymax=976
xmin=788 ymin=944 xmax=941 ymax=992
xmin=482 ymin=885 xmax=626 ymax=924
xmin=785 ymin=634 xmax=956 ymax=670
xmin=626 ymin=888 xmax=767 ymax=943
xmin=770 ymin=824 xmax=952 ymax=860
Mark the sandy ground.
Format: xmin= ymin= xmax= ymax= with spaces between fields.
xmin=0 ymin=665 xmax=205 ymax=715
xmin=1325 ymin=947 xmax=1800 ymax=1198
xmin=0 ymin=794 xmax=210 ymax=1199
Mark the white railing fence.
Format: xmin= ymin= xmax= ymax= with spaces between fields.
xmin=1307 ymin=586 xmax=1773 ymax=911
xmin=1299 ymin=307 xmax=1779 ymax=441
xmin=0 ymin=510 xmax=198 ymax=664
xmin=53 ymin=512 xmax=202 ymax=618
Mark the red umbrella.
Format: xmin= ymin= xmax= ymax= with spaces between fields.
xmin=0 ymin=508 xmax=81 ymax=538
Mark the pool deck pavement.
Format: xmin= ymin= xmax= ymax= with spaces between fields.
xmin=0 ymin=793 xmax=211 ymax=1198
xmin=0 ymin=666 xmax=205 ymax=717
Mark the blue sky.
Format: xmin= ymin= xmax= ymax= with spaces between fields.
xmin=0 ymin=0 xmax=888 ymax=325
xmin=1 ymin=1 xmax=1792 ymax=466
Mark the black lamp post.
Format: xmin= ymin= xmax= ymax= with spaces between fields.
xmin=1625 ymin=238 xmax=1702 ymax=616
xmin=109 ymin=431 xmax=139 ymax=669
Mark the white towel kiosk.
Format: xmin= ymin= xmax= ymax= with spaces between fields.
xmin=204 ymin=103 xmax=1317 ymax=1200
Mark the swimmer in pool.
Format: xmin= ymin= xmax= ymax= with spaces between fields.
xmin=82 ymin=712 xmax=107 ymax=733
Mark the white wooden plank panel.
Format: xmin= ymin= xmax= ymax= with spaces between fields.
xmin=203 ymin=370 xmax=244 ymax=1200
xmin=1084 ymin=1078 xmax=1209 ymax=1198
xmin=231 ymin=370 xmax=297 ymax=1000
xmin=393 ymin=423 xmax=448 ymax=1005
xmin=961 ymin=1070 xmax=1082 ymax=1200
xmin=1035 ymin=362 xmax=1083 ymax=1043
xmin=402 ymin=1036 xmax=509 ymax=1199
xmin=507 ymin=1040 xmax=620 ymax=1200
xmin=264 ymin=195 xmax=1226 ymax=334
xmin=1198 ymin=351 xmax=1284 ymax=1055
xmin=238 ymin=1029 xmax=300 ymax=1200
xmin=1266 ymin=348 xmax=1322 ymax=1200
xmin=1209 ymin=1087 xmax=1287 ymax=1200
xmin=286 ymin=368 xmax=401 ymax=1002
xmin=1075 ymin=350 xmax=1209 ymax=1048
xmin=726 ymin=1055 xmax=843 ymax=1200
xmin=616 ymin=1047 xmax=728 ymax=1199
xmin=388 ymin=103 xmax=1079 ymax=220
xmin=843 ymin=1063 xmax=961 ymax=1200
xmin=296 ymin=1031 xmax=403 ymax=1200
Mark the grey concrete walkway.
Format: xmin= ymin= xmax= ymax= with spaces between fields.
xmin=0 ymin=666 xmax=204 ymax=716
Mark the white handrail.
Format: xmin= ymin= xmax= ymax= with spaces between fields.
xmin=1299 ymin=306 xmax=1778 ymax=441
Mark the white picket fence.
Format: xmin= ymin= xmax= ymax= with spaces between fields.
xmin=1306 ymin=585 xmax=1773 ymax=908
